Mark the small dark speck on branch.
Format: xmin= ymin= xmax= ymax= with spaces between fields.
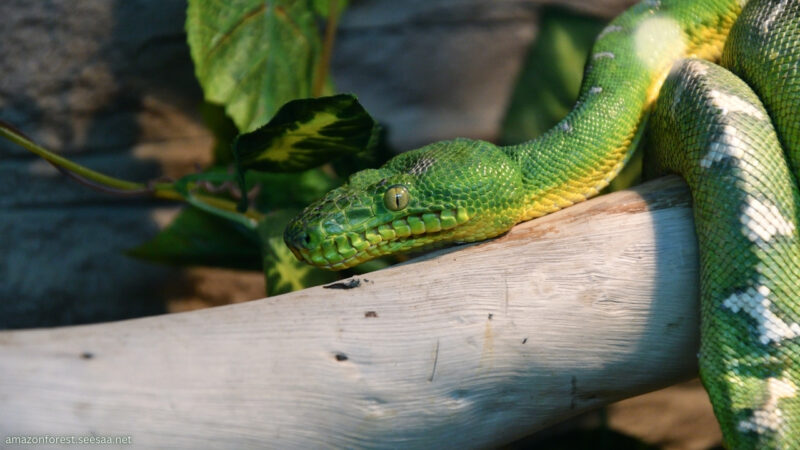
xmin=324 ymin=278 xmax=361 ymax=289
xmin=334 ymin=353 xmax=349 ymax=362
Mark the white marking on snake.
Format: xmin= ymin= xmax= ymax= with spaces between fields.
xmin=723 ymin=285 xmax=800 ymax=345
xmin=709 ymin=90 xmax=765 ymax=119
xmin=762 ymin=0 xmax=788 ymax=34
xmin=589 ymin=86 xmax=603 ymax=94
xmin=738 ymin=376 xmax=797 ymax=434
xmin=670 ymin=83 xmax=684 ymax=114
xmin=684 ymin=59 xmax=709 ymax=77
xmin=670 ymin=61 xmax=705 ymax=114
xmin=593 ymin=52 xmax=615 ymax=60
xmin=634 ymin=16 xmax=686 ymax=71
xmin=739 ymin=195 xmax=796 ymax=244
xmin=559 ymin=122 xmax=573 ymax=133
xmin=597 ymin=25 xmax=623 ymax=39
xmin=700 ymin=125 xmax=745 ymax=168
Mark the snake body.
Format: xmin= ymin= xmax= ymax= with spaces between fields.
xmin=285 ymin=0 xmax=800 ymax=446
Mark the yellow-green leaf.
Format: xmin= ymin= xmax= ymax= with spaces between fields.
xmin=233 ymin=94 xmax=379 ymax=173
xmin=258 ymin=210 xmax=338 ymax=295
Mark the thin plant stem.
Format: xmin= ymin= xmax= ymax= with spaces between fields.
xmin=0 ymin=123 xmax=263 ymax=227
xmin=0 ymin=124 xmax=145 ymax=192
xmin=312 ymin=0 xmax=340 ymax=97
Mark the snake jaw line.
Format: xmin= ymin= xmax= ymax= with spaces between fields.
xmin=287 ymin=207 xmax=474 ymax=269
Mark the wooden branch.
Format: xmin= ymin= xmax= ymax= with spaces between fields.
xmin=0 ymin=176 xmax=702 ymax=448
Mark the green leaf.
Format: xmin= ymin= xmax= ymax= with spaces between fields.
xmin=186 ymin=0 xmax=322 ymax=133
xmin=233 ymin=94 xmax=379 ymax=173
xmin=500 ymin=8 xmax=606 ymax=144
xmin=128 ymin=206 xmax=262 ymax=270
xmin=258 ymin=210 xmax=338 ymax=296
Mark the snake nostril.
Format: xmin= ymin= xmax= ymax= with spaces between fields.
xmin=284 ymin=223 xmax=312 ymax=250
xmin=292 ymin=230 xmax=311 ymax=249
xmin=289 ymin=230 xmax=309 ymax=249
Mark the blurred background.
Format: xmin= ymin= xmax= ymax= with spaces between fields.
xmin=0 ymin=0 xmax=721 ymax=447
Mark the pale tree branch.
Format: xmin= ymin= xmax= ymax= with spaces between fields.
xmin=0 ymin=176 xmax=702 ymax=448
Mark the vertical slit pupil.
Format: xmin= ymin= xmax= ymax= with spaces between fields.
xmin=385 ymin=185 xmax=408 ymax=211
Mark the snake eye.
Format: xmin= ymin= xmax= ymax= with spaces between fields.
xmin=384 ymin=184 xmax=409 ymax=211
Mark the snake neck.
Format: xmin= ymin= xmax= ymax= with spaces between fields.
xmin=502 ymin=0 xmax=744 ymax=222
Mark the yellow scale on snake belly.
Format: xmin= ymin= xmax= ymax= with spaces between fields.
xmin=285 ymin=0 xmax=800 ymax=447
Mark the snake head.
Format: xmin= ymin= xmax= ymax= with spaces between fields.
xmin=284 ymin=138 xmax=524 ymax=270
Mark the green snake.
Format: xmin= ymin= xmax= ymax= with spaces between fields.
xmin=284 ymin=0 xmax=800 ymax=447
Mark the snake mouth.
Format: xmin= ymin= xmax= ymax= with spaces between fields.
xmin=289 ymin=207 xmax=471 ymax=270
